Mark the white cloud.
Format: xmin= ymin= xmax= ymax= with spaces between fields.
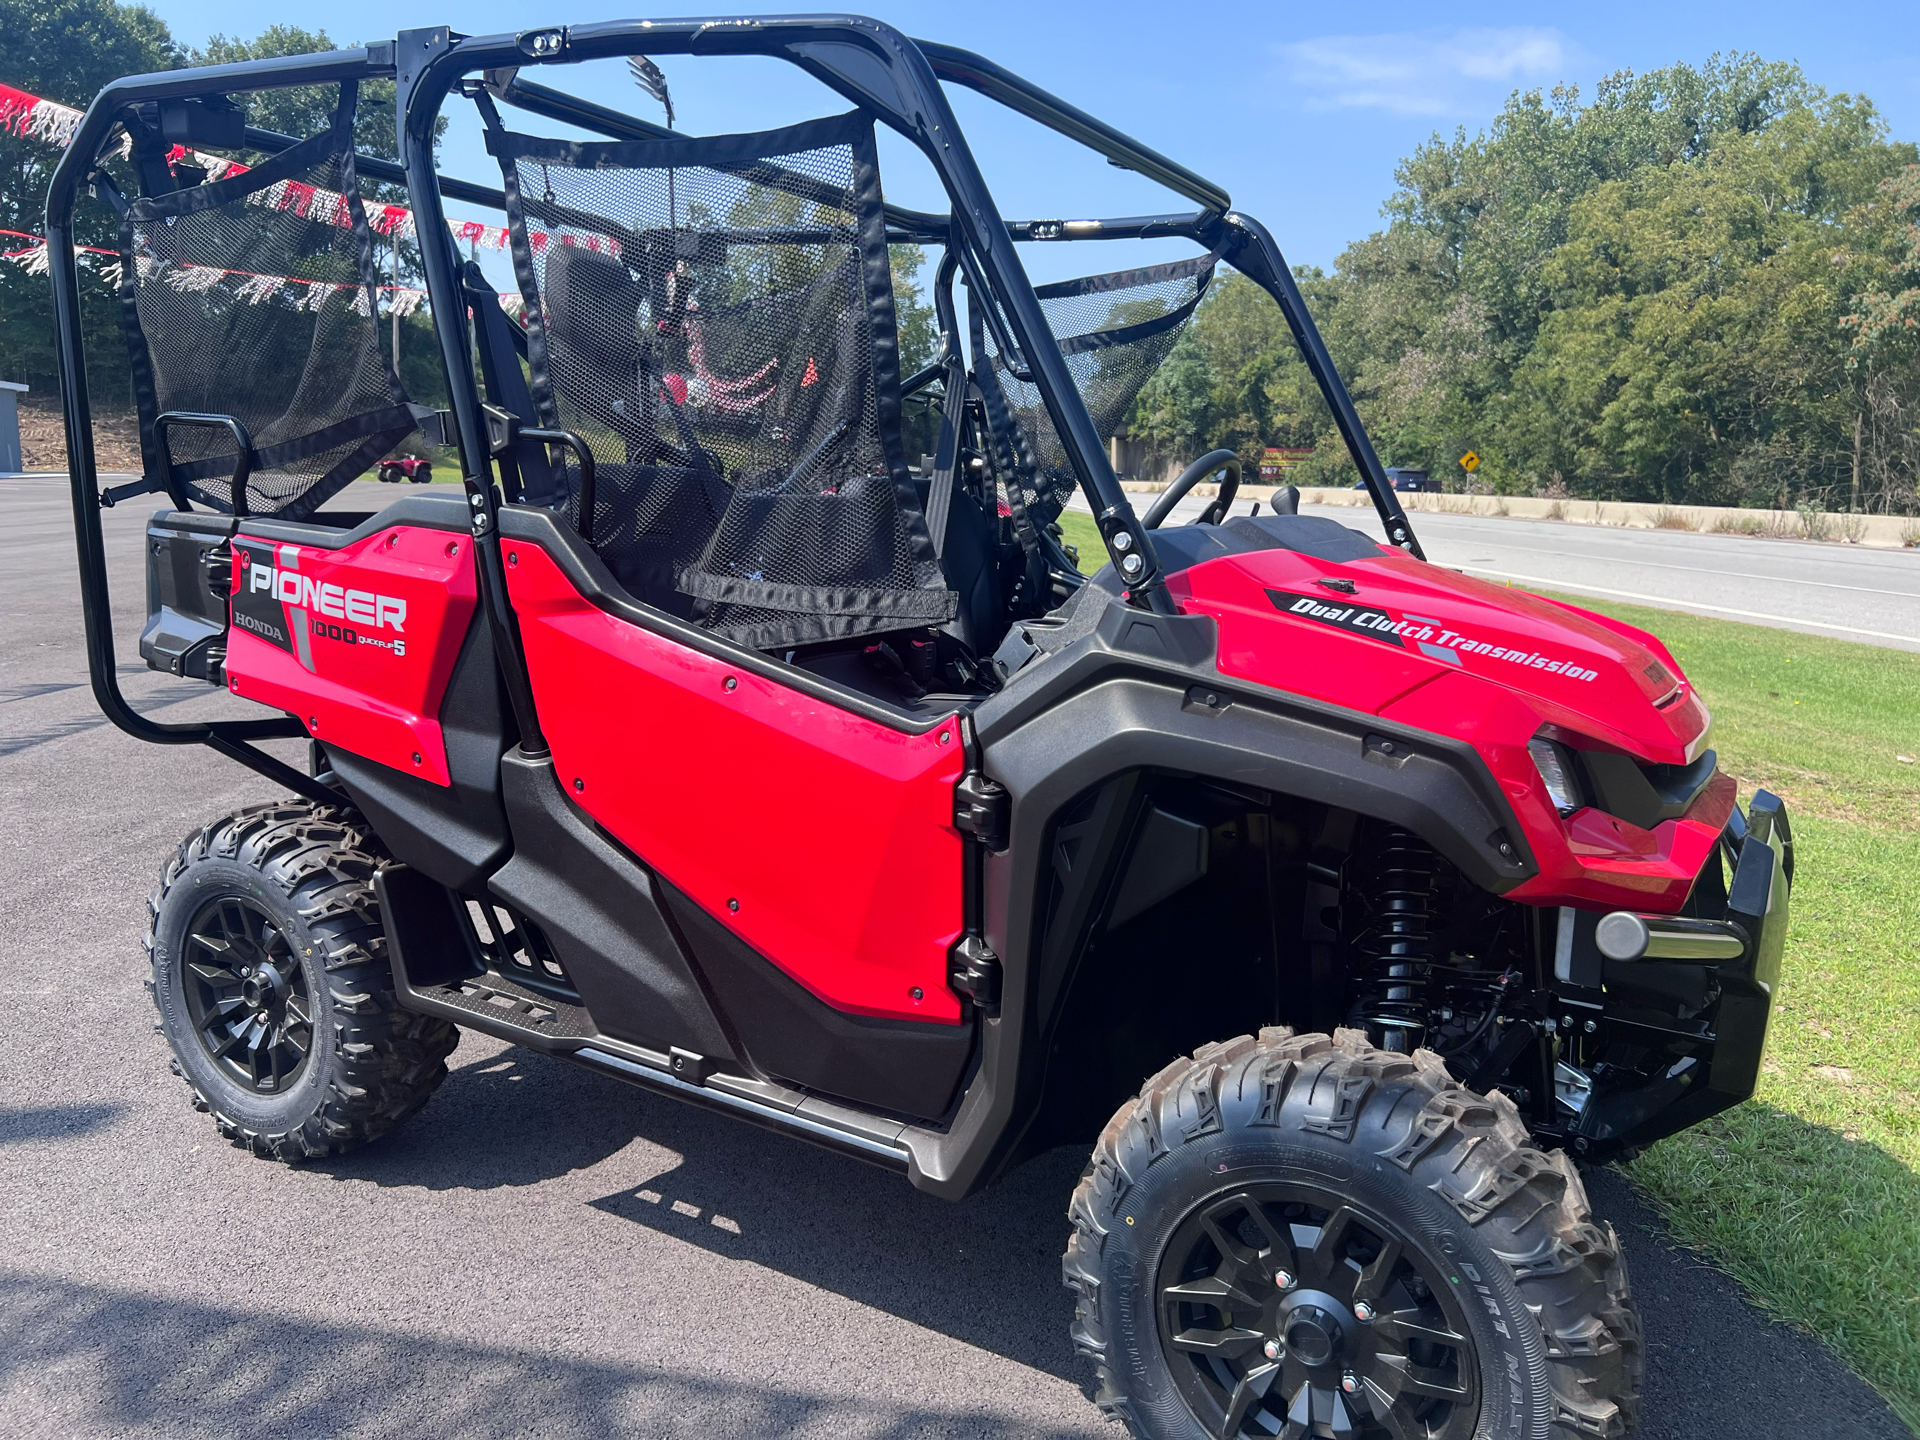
xmin=1279 ymin=27 xmax=1571 ymax=115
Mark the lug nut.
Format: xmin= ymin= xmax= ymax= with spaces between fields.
xmin=1341 ymin=1372 xmax=1360 ymax=1395
xmin=1274 ymin=1270 xmax=1295 ymax=1290
xmin=1353 ymin=1301 xmax=1375 ymax=1323
xmin=1263 ymin=1339 xmax=1282 ymax=1360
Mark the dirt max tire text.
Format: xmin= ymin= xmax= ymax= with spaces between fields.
xmin=1063 ymin=1029 xmax=1642 ymax=1439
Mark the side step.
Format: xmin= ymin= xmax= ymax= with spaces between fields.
xmin=376 ymin=878 xmax=912 ymax=1172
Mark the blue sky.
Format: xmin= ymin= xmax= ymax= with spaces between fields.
xmin=149 ymin=0 xmax=1919 ymax=282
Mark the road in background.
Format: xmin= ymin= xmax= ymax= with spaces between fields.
xmin=1080 ymin=492 xmax=1920 ymax=653
xmin=0 ymin=474 xmax=1909 ymax=1439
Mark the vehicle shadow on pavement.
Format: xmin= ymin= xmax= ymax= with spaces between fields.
xmin=318 ymin=1046 xmax=651 ymax=1191
xmin=586 ymin=1133 xmax=1090 ymax=1385
xmin=302 ymin=1048 xmax=1918 ymax=1436
xmin=0 ymin=1102 xmax=124 ymax=1146
xmin=0 ymin=1268 xmax=1098 ymax=1440
xmin=320 ymin=1044 xmax=1092 ymax=1383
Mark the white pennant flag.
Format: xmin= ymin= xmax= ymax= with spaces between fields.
xmin=234 ymin=272 xmax=285 ymax=304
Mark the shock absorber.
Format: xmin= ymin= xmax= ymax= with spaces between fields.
xmin=1347 ymin=828 xmax=1441 ymax=1052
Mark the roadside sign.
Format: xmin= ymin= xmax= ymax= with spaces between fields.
xmin=1459 ymin=451 xmax=1481 ymax=473
xmin=1260 ymin=446 xmax=1313 ymax=481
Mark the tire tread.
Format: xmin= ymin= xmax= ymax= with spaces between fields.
xmin=1062 ymin=1027 xmax=1643 ymax=1439
xmin=146 ymin=800 xmax=458 ymax=1162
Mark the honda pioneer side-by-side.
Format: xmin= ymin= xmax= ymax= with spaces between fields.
xmin=48 ymin=19 xmax=1792 ymax=1439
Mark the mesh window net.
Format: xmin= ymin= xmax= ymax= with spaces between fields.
xmin=974 ymin=254 xmax=1217 ymax=531
xmin=119 ymin=84 xmax=418 ymax=519
xmin=488 ymin=110 xmax=952 ymax=649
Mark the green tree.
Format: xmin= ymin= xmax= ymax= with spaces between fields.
xmin=1125 ymin=53 xmax=1917 ymax=511
xmin=889 ymin=242 xmax=936 ymax=374
xmin=0 ymin=0 xmax=179 ymax=391
xmin=1837 ymin=164 xmax=1920 ymax=511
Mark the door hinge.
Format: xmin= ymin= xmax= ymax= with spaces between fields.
xmin=949 ymin=934 xmax=1001 ymax=1011
xmin=953 ymin=772 xmax=1009 ymax=850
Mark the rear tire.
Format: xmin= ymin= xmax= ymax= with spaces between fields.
xmin=1063 ymin=1028 xmax=1641 ymax=1439
xmin=409 ymin=464 xmax=432 ymax=484
xmin=146 ymin=802 xmax=459 ymax=1161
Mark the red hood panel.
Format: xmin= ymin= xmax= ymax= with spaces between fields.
xmin=1168 ymin=536 xmax=1724 ymax=910
xmin=1168 ymin=544 xmax=1705 ymax=765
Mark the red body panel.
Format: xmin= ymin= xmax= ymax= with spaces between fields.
xmin=1169 ymin=542 xmax=1727 ymax=913
xmin=223 ymin=526 xmax=477 ymax=786
xmin=504 ymin=542 xmax=966 ymax=1023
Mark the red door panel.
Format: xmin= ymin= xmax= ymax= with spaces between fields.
xmin=224 ymin=527 xmax=478 ymax=785
xmin=504 ymin=541 xmax=966 ymax=1023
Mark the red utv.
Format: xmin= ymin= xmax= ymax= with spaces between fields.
xmin=376 ymin=454 xmax=433 ymax=483
xmin=49 ymin=20 xmax=1790 ymax=1440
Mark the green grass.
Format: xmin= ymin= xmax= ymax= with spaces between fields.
xmin=1544 ymin=595 xmax=1920 ymax=1433
xmin=1059 ymin=512 xmax=1920 ymax=1423
xmin=1057 ymin=510 xmax=1102 ymax=572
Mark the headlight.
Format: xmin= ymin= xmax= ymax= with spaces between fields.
xmin=1528 ymin=737 xmax=1583 ymax=815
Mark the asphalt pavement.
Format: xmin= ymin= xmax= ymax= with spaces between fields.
xmin=1083 ymin=492 xmax=1920 ymax=653
xmin=1 ymin=473 xmax=1911 ymax=1439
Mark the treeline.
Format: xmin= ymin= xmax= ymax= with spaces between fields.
xmin=1128 ymin=56 xmax=1920 ymax=513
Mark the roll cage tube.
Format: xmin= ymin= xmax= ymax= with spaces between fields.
xmin=49 ymin=20 xmax=1425 ymax=784
xmin=1218 ymin=212 xmax=1423 ymax=558
xmin=914 ymin=39 xmax=1420 ymax=557
xmin=395 ymin=15 xmax=1181 ymax=614
xmin=43 ymin=42 xmax=395 ymax=807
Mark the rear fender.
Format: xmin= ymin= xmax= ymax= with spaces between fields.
xmin=223 ymin=500 xmax=478 ymax=784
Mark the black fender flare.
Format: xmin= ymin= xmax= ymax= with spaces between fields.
xmin=900 ymin=593 xmax=1536 ymax=1199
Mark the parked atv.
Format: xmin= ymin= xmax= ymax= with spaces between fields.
xmin=376 ymin=455 xmax=432 ymax=483
xmin=49 ymin=21 xmax=1791 ymax=1440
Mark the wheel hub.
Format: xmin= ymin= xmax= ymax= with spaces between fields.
xmin=1277 ymin=1293 xmax=1352 ymax=1368
xmin=241 ymin=961 xmax=287 ymax=1012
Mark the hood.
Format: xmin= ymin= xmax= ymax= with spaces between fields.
xmin=1163 ymin=520 xmax=1707 ymax=766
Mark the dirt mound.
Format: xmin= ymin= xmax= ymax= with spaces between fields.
xmin=17 ymin=395 xmax=144 ymax=473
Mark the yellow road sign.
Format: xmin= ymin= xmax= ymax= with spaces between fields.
xmin=1459 ymin=451 xmax=1481 ymax=472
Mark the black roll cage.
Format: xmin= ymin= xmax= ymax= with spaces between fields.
xmin=46 ymin=14 xmax=1423 ymax=792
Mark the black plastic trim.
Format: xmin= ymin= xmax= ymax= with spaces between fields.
xmin=897 ymin=588 xmax=1536 ymax=1198
xmin=655 ymin=874 xmax=973 ymax=1123
xmin=1583 ymin=747 xmax=1719 ymax=831
xmin=488 ymin=750 xmax=737 ymax=1063
xmin=327 ymin=613 xmax=513 ymax=892
xmin=378 ymin=863 xmax=911 ymax=1171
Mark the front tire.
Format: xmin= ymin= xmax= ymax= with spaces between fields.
xmin=1063 ymin=1028 xmax=1641 ymax=1439
xmin=146 ymin=802 xmax=458 ymax=1161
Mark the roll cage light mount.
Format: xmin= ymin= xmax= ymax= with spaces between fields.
xmin=46 ymin=13 xmax=1423 ymax=789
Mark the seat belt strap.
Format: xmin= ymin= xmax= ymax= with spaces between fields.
xmin=923 ymin=348 xmax=969 ymax=561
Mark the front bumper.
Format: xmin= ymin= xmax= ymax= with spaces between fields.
xmin=1551 ymin=790 xmax=1793 ymax=1157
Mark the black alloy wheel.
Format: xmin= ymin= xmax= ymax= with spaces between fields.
xmin=180 ymin=895 xmax=313 ymax=1094
xmin=1066 ymin=1030 xmax=1642 ymax=1440
xmin=149 ymin=803 xmax=459 ymax=1160
xmin=1156 ymin=1184 xmax=1475 ymax=1439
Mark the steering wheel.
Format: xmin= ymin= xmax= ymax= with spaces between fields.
xmin=1142 ymin=449 xmax=1240 ymax=529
